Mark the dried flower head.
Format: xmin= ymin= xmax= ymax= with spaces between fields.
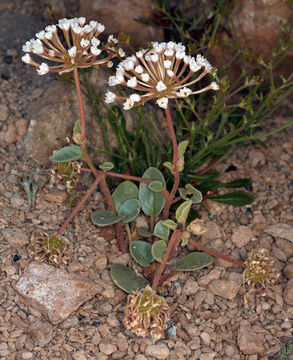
xmin=123 ymin=285 xmax=171 ymax=339
xmin=28 ymin=230 xmax=70 ymax=265
xmin=243 ymin=248 xmax=280 ymax=305
xmin=21 ymin=17 xmax=124 ymax=75
xmin=105 ymin=41 xmax=219 ymax=109
xmin=50 ymin=160 xmax=82 ymax=192
xmin=187 ymin=218 xmax=207 ymax=235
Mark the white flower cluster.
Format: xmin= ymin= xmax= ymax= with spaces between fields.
xmin=21 ymin=18 xmax=122 ymax=75
xmin=105 ymin=41 xmax=218 ymax=110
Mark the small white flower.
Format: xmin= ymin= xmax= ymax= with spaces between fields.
xmin=183 ymin=55 xmax=191 ymax=64
xmin=127 ymin=77 xmax=137 ymax=88
xmin=36 ymin=30 xmax=45 ymax=40
xmin=151 ymin=54 xmax=159 ymax=62
xmin=156 ymin=81 xmax=167 ymax=92
xmin=156 ymin=97 xmax=168 ymax=109
xmin=21 ymin=54 xmax=32 ymax=64
xmin=37 ymin=62 xmax=49 ymax=75
xmin=124 ymin=59 xmax=135 ymax=71
xmin=72 ymin=25 xmax=82 ymax=34
xmin=189 ymin=58 xmax=201 ymax=72
xmin=80 ymin=39 xmax=90 ymax=48
xmin=210 ymin=82 xmax=219 ymax=90
xmin=90 ymin=46 xmax=101 ymax=56
xmin=109 ymin=76 xmax=120 ymax=86
xmin=141 ymin=73 xmax=150 ymax=82
xmin=48 ymin=50 xmax=55 ymax=57
xmin=175 ymin=43 xmax=185 ymax=52
xmin=107 ymin=61 xmax=113 ymax=68
xmin=167 ymin=41 xmax=176 ymax=49
xmin=78 ymin=17 xmax=86 ymax=26
xmin=22 ymin=41 xmax=32 ymax=52
xmin=136 ymin=50 xmax=146 ymax=58
xmin=123 ymin=98 xmax=135 ymax=110
xmin=83 ymin=25 xmax=92 ymax=33
xmin=130 ymin=94 xmax=141 ymax=102
xmin=164 ymin=60 xmax=172 ymax=69
xmin=97 ymin=23 xmax=105 ymax=33
xmin=178 ymin=87 xmax=192 ymax=97
xmin=176 ymin=51 xmax=185 ymax=60
xmin=164 ymin=49 xmax=174 ymax=57
xmin=196 ymin=54 xmax=212 ymax=71
xmin=91 ymin=37 xmax=100 ymax=46
xmin=68 ymin=46 xmax=77 ymax=58
xmin=115 ymin=70 xmax=124 ymax=83
xmin=135 ymin=65 xmax=143 ymax=74
xmin=108 ymin=35 xmax=118 ymax=44
xmin=105 ymin=91 xmax=116 ymax=103
xmin=118 ymin=48 xmax=126 ymax=57
xmin=58 ymin=18 xmax=71 ymax=31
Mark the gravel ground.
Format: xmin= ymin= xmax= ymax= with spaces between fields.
xmin=0 ymin=1 xmax=293 ymax=360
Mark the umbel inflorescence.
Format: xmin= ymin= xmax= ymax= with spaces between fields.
xmin=105 ymin=41 xmax=219 ymax=109
xmin=21 ymin=17 xmax=124 ymax=75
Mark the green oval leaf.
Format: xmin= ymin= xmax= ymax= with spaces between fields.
xmin=161 ymin=219 xmax=177 ymax=231
xmin=110 ymin=264 xmax=149 ymax=294
xmin=130 ymin=241 xmax=154 ymax=267
xmin=148 ymin=181 xmax=165 ymax=192
xmin=138 ymin=227 xmax=153 ymax=238
xmin=118 ymin=199 xmax=141 ymax=223
xmin=175 ymin=200 xmax=192 ymax=224
xmin=52 ymin=146 xmax=83 ymax=162
xmin=139 ymin=167 xmax=166 ymax=217
xmin=99 ymin=162 xmax=114 ymax=171
xmin=152 ymin=240 xmax=167 ymax=262
xmin=163 ymin=161 xmax=174 ymax=173
xmin=207 ymin=191 xmax=254 ymax=206
xmin=92 ymin=210 xmax=125 ymax=226
xmin=179 ymin=184 xmax=203 ymax=204
xmin=154 ymin=220 xmax=170 ymax=241
xmin=222 ymin=179 xmax=251 ymax=188
xmin=112 ymin=181 xmax=139 ymax=211
xmin=178 ymin=140 xmax=189 ymax=158
xmin=172 ymin=252 xmax=214 ymax=271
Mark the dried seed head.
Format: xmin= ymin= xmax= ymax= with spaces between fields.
xmin=123 ymin=285 xmax=171 ymax=339
xmin=22 ymin=18 xmax=124 ymax=75
xmin=243 ymin=248 xmax=280 ymax=302
xmin=106 ymin=41 xmax=219 ymax=109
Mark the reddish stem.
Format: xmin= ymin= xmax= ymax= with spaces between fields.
xmin=188 ymin=238 xmax=245 ymax=268
xmin=162 ymin=106 xmax=180 ymax=219
xmin=73 ymin=67 xmax=86 ymax=141
xmin=58 ymin=175 xmax=101 ymax=235
xmin=152 ymin=229 xmax=181 ymax=292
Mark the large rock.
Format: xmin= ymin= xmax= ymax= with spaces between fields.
xmin=23 ymin=71 xmax=134 ymax=166
xmin=15 ymin=262 xmax=102 ymax=324
xmin=210 ymin=0 xmax=293 ymax=80
xmin=237 ymin=321 xmax=265 ymax=355
xmin=284 ymin=279 xmax=293 ymax=305
xmin=264 ymin=223 xmax=293 ymax=242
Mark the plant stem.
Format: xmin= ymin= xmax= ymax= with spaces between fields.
xmin=188 ymin=238 xmax=245 ymax=268
xmin=162 ymin=106 xmax=180 ymax=219
xmin=73 ymin=67 xmax=86 ymax=141
xmin=152 ymin=229 xmax=181 ymax=292
xmin=58 ymin=175 xmax=101 ymax=235
xmin=73 ymin=67 xmax=126 ymax=253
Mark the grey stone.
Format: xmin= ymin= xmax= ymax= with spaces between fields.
xmin=264 ymin=224 xmax=293 ymax=242
xmin=29 ymin=320 xmax=53 ymax=347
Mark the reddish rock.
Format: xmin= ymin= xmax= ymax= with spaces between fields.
xmin=43 ymin=190 xmax=67 ymax=203
xmin=231 ymin=225 xmax=254 ymax=248
xmin=264 ymin=223 xmax=293 ymax=242
xmin=284 ymin=279 xmax=293 ymax=305
xmin=15 ymin=262 xmax=102 ymax=324
xmin=208 ymin=279 xmax=239 ymax=300
xmin=198 ymin=268 xmax=222 ymax=287
xmin=237 ymin=321 xmax=265 ymax=354
xmin=79 ymin=0 xmax=164 ymax=49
